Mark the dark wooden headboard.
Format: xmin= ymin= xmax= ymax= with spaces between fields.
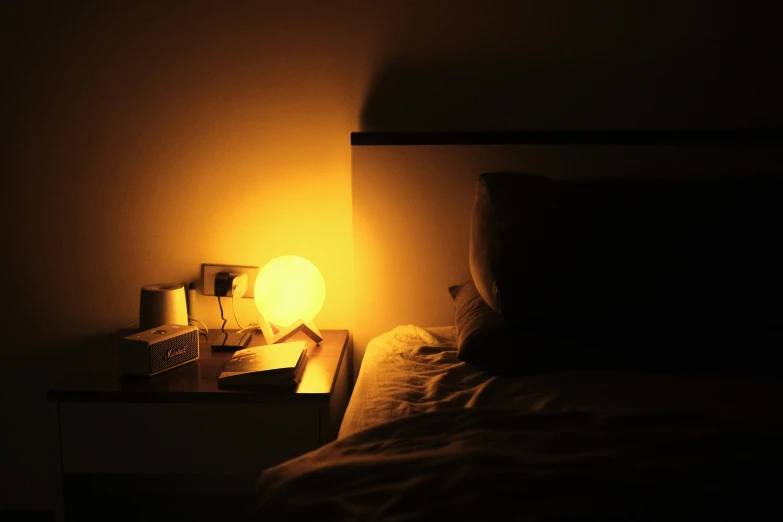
xmin=349 ymin=131 xmax=783 ymax=380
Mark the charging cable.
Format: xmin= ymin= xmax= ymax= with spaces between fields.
xmin=188 ymin=315 xmax=209 ymax=338
xmin=215 ymin=273 xmax=250 ymax=333
xmin=218 ymin=296 xmax=228 ymax=333
xmin=232 ymin=292 xmax=246 ymax=330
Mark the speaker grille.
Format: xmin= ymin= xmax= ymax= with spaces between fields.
xmin=149 ymin=330 xmax=199 ymax=374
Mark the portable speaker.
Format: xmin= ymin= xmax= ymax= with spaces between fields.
xmin=119 ymin=324 xmax=199 ymax=376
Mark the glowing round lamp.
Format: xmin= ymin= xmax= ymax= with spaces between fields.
xmin=254 ymin=255 xmax=325 ymax=344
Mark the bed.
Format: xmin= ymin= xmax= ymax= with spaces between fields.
xmin=253 ymin=132 xmax=783 ymax=521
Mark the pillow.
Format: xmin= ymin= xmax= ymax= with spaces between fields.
xmin=465 ymin=172 xmax=783 ymax=376
xmin=449 ymin=279 xmax=589 ymax=376
xmin=449 ymin=279 xmax=511 ymax=373
xmin=469 ymin=172 xmax=783 ymax=338
xmin=451 ymin=278 xmax=783 ymax=376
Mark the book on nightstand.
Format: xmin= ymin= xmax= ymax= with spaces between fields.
xmin=218 ymin=341 xmax=308 ymax=389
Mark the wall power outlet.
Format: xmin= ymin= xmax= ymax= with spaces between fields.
xmin=201 ymin=264 xmax=259 ymax=298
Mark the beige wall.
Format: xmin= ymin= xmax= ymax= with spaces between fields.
xmin=3 ymin=0 xmax=781 ymax=511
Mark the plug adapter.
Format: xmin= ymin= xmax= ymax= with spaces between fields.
xmin=230 ymin=274 xmax=248 ymax=298
xmin=214 ymin=272 xmax=248 ymax=298
xmin=214 ymin=272 xmax=232 ymax=297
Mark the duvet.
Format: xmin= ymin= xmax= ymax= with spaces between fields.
xmin=253 ymin=406 xmax=782 ymax=521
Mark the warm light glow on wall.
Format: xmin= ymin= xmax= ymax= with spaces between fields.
xmin=254 ymin=255 xmax=326 ymax=327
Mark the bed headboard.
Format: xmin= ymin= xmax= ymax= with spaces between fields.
xmin=350 ymin=131 xmax=783 ymax=380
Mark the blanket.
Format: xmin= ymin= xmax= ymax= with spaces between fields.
xmin=254 ymin=407 xmax=782 ymax=521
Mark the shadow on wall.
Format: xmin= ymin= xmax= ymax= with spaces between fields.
xmin=359 ymin=57 xmax=783 ymax=132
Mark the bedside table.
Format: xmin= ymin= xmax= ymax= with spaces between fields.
xmin=48 ymin=329 xmax=351 ymax=521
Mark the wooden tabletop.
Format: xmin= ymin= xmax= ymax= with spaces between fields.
xmin=48 ymin=329 xmax=349 ymax=404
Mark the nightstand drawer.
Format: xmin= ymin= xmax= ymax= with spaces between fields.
xmin=60 ymin=402 xmax=319 ymax=474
